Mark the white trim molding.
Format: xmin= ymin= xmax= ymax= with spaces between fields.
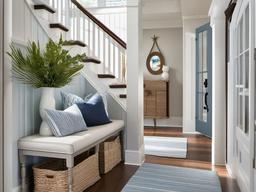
xmin=125 ymin=145 xmax=145 ymax=165
xmin=12 ymin=186 xmax=21 ymax=192
xmin=144 ymin=116 xmax=182 ymax=128
xmin=3 ymin=0 xmax=13 ymax=191
xmin=226 ymin=164 xmax=235 ymax=179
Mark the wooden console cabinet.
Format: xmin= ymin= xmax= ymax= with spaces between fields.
xmin=144 ymin=80 xmax=169 ymax=119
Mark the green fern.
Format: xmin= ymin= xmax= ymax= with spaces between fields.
xmin=7 ymin=37 xmax=86 ymax=88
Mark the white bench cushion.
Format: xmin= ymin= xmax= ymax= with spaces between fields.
xmin=18 ymin=120 xmax=124 ymax=155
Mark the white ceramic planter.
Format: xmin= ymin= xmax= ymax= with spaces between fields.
xmin=39 ymin=87 xmax=55 ymax=136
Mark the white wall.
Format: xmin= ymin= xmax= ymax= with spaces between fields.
xmin=0 ymin=0 xmax=3 ymax=191
xmin=142 ymin=28 xmax=183 ymax=127
xmin=182 ymin=18 xmax=209 ymax=133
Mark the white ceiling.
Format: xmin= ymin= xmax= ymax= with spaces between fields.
xmin=142 ymin=0 xmax=212 ymax=29
xmin=180 ymin=0 xmax=212 ymax=17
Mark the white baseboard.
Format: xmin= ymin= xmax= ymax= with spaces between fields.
xmin=182 ymin=119 xmax=195 ymax=133
xmin=12 ymin=186 xmax=21 ymax=192
xmin=13 ymin=183 xmax=30 ymax=192
xmin=226 ymin=164 xmax=235 ymax=178
xmin=182 ymin=131 xmax=201 ymax=134
xmin=144 ymin=117 xmax=182 ymax=127
xmin=125 ymin=145 xmax=145 ymax=166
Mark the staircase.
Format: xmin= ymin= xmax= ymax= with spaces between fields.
xmin=25 ymin=0 xmax=127 ymax=110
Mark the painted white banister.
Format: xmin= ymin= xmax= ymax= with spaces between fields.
xmin=49 ymin=0 xmax=127 ymax=82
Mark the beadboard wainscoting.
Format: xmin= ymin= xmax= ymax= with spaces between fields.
xmin=10 ymin=1 xmax=126 ymax=190
xmin=11 ymin=47 xmax=126 ymax=190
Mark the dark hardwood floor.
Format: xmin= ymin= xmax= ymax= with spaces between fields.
xmin=86 ymin=127 xmax=240 ymax=192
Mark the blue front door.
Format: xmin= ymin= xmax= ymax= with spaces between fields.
xmin=195 ymin=23 xmax=212 ymax=138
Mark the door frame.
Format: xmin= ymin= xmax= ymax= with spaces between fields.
xmin=195 ymin=23 xmax=212 ymax=138
xmin=225 ymin=0 xmax=237 ymax=164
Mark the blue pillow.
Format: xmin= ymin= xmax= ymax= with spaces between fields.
xmin=61 ymin=92 xmax=84 ymax=109
xmin=84 ymin=92 xmax=109 ymax=116
xmin=45 ymin=104 xmax=87 ymax=137
xmin=77 ymin=93 xmax=111 ymax=127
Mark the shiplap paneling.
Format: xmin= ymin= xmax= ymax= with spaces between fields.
xmin=11 ymin=0 xmax=126 ymax=190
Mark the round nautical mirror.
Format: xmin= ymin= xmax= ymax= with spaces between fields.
xmin=146 ymin=51 xmax=165 ymax=75
xmin=146 ymin=35 xmax=165 ymax=75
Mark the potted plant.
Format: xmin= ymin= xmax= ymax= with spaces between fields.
xmin=7 ymin=37 xmax=86 ymax=136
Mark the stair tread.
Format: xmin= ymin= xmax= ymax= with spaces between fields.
xmin=109 ymin=84 xmax=127 ymax=88
xmin=119 ymin=94 xmax=127 ymax=99
xmin=63 ymin=40 xmax=87 ymax=47
xmin=83 ymin=57 xmax=101 ymax=64
xmin=49 ymin=23 xmax=69 ymax=32
xmin=34 ymin=4 xmax=56 ymax=13
xmin=98 ymin=74 xmax=115 ymax=79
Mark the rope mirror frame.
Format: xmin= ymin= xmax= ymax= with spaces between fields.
xmin=146 ymin=35 xmax=165 ymax=75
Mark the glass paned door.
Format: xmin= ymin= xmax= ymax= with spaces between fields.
xmin=195 ymin=23 xmax=212 ymax=138
xmin=231 ymin=0 xmax=255 ymax=191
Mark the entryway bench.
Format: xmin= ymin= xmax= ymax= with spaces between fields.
xmin=18 ymin=120 xmax=124 ymax=192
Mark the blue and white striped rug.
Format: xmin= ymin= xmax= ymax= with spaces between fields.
xmin=122 ymin=163 xmax=222 ymax=192
xmin=144 ymin=136 xmax=187 ymax=158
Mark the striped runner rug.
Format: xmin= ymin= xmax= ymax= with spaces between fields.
xmin=122 ymin=163 xmax=222 ymax=192
xmin=144 ymin=136 xmax=187 ymax=158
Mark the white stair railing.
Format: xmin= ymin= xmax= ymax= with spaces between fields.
xmin=49 ymin=0 xmax=127 ymax=83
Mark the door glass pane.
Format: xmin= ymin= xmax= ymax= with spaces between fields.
xmin=203 ymin=73 xmax=208 ymax=93
xmin=238 ymin=94 xmax=243 ymax=130
xmin=236 ymin=57 xmax=239 ymax=85
xmin=198 ymin=72 xmax=208 ymax=92
xmin=245 ymin=96 xmax=249 ymax=133
xmin=202 ymin=31 xmax=207 ymax=72
xmin=199 ymin=93 xmax=203 ymax=121
xmin=198 ymin=93 xmax=207 ymax=122
xmin=239 ymin=18 xmax=243 ymax=53
xmin=239 ymin=55 xmax=243 ymax=85
xmin=199 ymin=74 xmax=203 ymax=92
xmin=245 ymin=51 xmax=249 ymax=88
xmin=245 ymin=5 xmax=249 ymax=50
xmin=203 ymin=112 xmax=207 ymax=122
xmin=198 ymin=32 xmax=203 ymax=72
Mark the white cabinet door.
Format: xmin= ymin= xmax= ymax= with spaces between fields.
xmin=231 ymin=0 xmax=255 ymax=191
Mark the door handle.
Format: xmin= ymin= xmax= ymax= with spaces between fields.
xmin=204 ymin=92 xmax=209 ymax=112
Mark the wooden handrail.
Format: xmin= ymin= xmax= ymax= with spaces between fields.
xmin=71 ymin=0 xmax=127 ymax=49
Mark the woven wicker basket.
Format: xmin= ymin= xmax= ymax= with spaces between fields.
xmin=33 ymin=152 xmax=100 ymax=192
xmin=99 ymin=136 xmax=122 ymax=174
